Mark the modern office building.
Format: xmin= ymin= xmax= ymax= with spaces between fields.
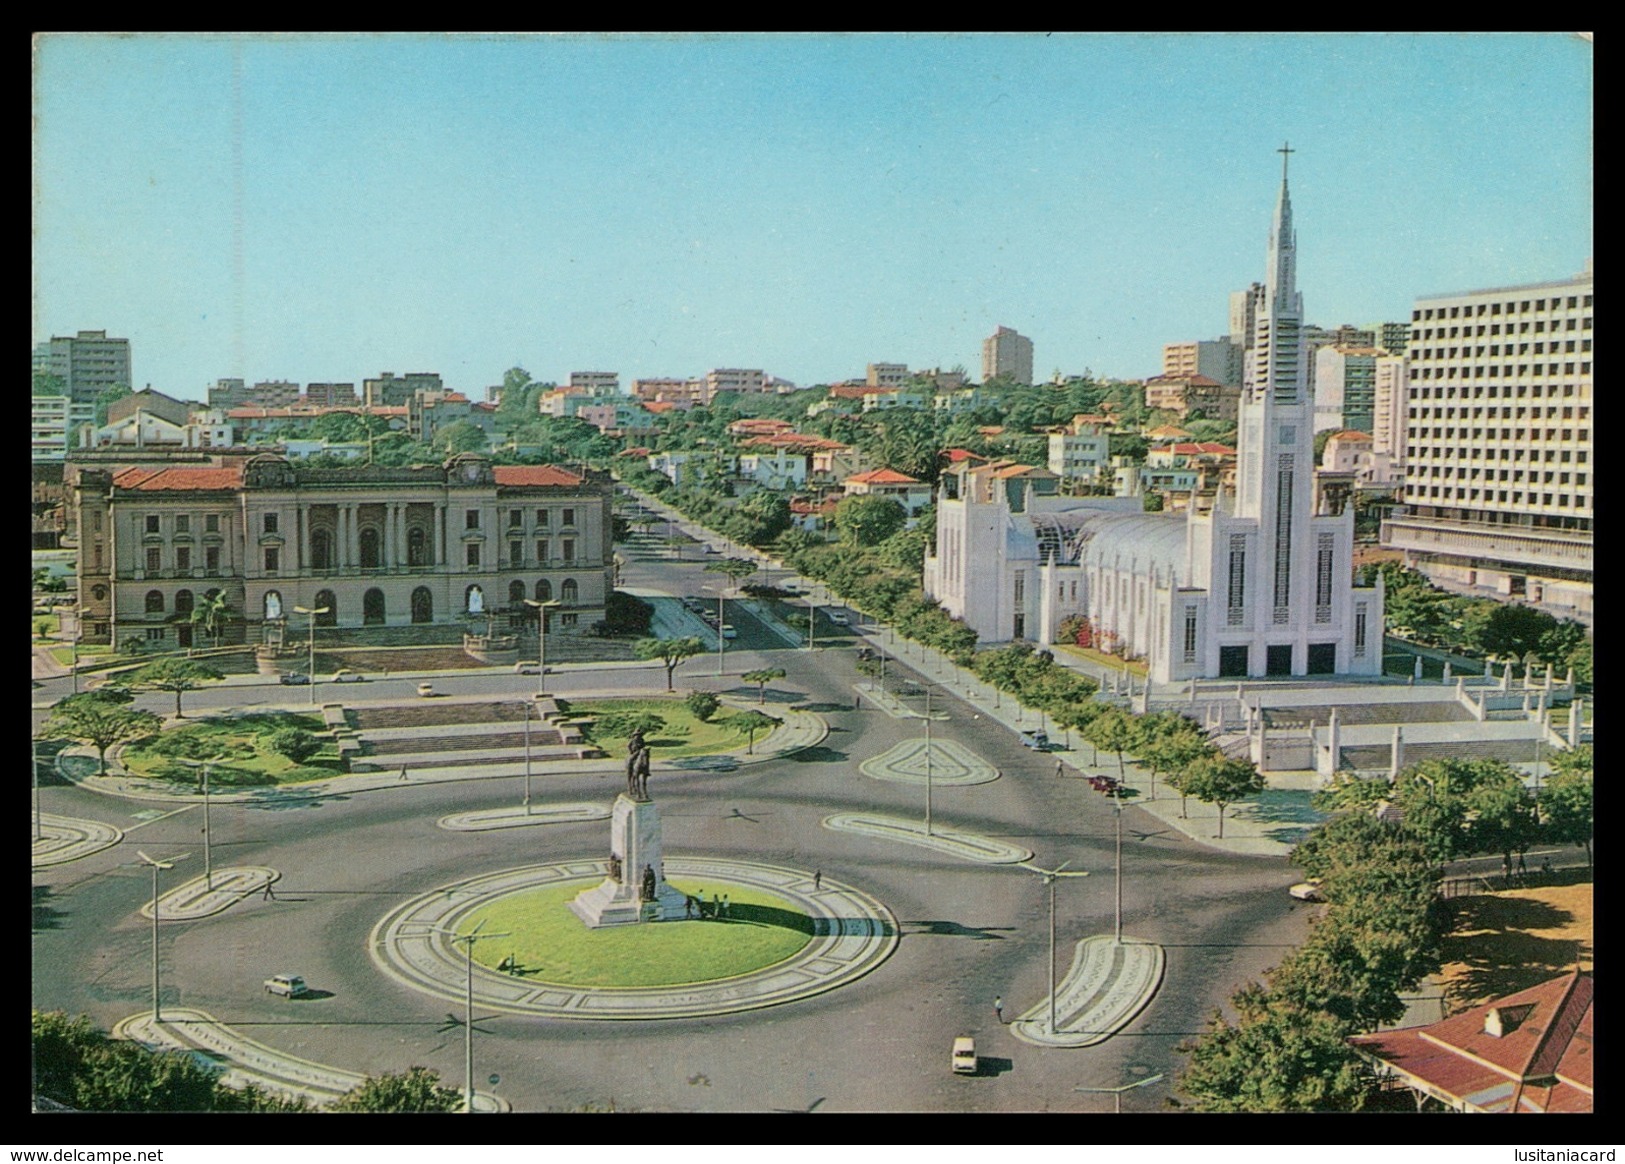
xmin=305 ymin=382 xmax=359 ymax=407
xmin=1144 ymin=373 xmax=1241 ymax=421
xmin=1381 ymin=270 xmax=1593 ymax=620
xmin=364 ymin=372 xmax=443 ymax=407
xmin=1365 ymin=321 xmax=1412 ymax=356
xmin=31 ymin=395 xmax=97 ymax=462
xmin=982 ymin=326 xmax=1034 ymax=385
xmin=705 ymin=368 xmax=771 ymax=396
xmin=568 ymin=372 xmax=621 ymax=395
xmin=32 ymin=330 xmax=132 ymax=405
xmin=866 ymin=363 xmax=909 ymax=388
xmin=72 ymin=453 xmax=614 ymax=650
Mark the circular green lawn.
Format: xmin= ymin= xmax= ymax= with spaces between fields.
xmin=457 ymin=879 xmax=813 ymax=987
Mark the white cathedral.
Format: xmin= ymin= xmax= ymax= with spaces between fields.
xmin=924 ymin=151 xmax=1385 ymax=684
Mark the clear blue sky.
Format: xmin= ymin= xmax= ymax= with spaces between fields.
xmin=33 ymin=32 xmax=1592 ymax=400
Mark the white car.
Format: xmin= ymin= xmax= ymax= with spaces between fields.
xmin=829 ymin=611 xmax=849 ymax=625
xmin=417 ymin=682 xmax=434 ymax=698
xmin=264 ymin=974 xmax=309 ymax=999
xmin=330 ymin=669 xmax=366 ymax=683
xmin=1288 ymin=881 xmax=1326 ymax=902
xmin=952 ymin=1036 xmax=977 ymax=1075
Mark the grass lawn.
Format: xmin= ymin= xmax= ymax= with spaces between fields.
xmin=459 ymin=879 xmax=813 ymax=986
xmin=565 ymin=697 xmax=755 ymax=760
xmin=1055 ymin=642 xmax=1149 ymax=677
xmin=121 ymin=711 xmax=341 ymax=786
xmin=32 ymin=611 xmax=61 ymax=642
xmin=1437 ymin=871 xmax=1593 ymax=1013
xmin=49 ymin=646 xmax=76 ymax=666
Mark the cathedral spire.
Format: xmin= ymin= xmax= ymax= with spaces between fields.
xmin=1266 ymin=141 xmax=1299 ymax=313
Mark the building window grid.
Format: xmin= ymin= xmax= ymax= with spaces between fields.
xmin=1273 ymin=455 xmax=1294 ymax=623
xmin=1183 ymin=606 xmax=1198 ymax=664
xmin=1315 ymin=533 xmax=1334 ymax=624
xmin=1227 ymin=536 xmax=1246 ymax=626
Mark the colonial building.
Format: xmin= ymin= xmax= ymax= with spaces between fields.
xmin=73 ymin=453 xmax=613 ymax=650
xmin=925 ymin=151 xmax=1383 ymax=682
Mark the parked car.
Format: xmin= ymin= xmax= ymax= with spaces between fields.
xmin=1019 ymin=729 xmax=1050 ymax=750
xmin=829 ymin=611 xmax=849 ymax=625
xmin=330 ymin=669 xmax=366 ymax=683
xmin=720 ymin=625 xmax=738 ymax=640
xmin=514 ymin=662 xmax=550 ymax=676
xmin=1289 ymin=881 xmax=1326 ymax=902
xmin=280 ymin=672 xmax=310 ymax=686
xmin=417 ymin=682 xmax=434 ymax=698
xmin=951 ymin=1036 xmax=977 ymax=1075
xmin=264 ymin=973 xmax=309 ymax=999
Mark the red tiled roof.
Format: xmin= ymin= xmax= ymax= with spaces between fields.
xmin=113 ymin=465 xmax=245 ymax=491
xmin=1349 ymin=969 xmax=1593 ymax=1113
xmin=827 ymin=385 xmax=871 ymax=399
xmin=492 ymin=465 xmax=585 ymax=488
xmin=846 ymin=468 xmax=922 ymax=485
xmin=442 ymin=392 xmax=469 ymax=403
xmin=941 ymin=448 xmax=988 ymax=463
xmin=1327 ymin=429 xmax=1374 ymax=441
xmin=1162 ymin=442 xmax=1236 ymax=456
xmin=643 ymin=401 xmax=678 ymax=413
xmin=790 ymin=498 xmax=839 ymax=515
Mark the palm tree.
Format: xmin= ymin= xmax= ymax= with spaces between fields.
xmin=189 ymin=590 xmax=233 ymax=648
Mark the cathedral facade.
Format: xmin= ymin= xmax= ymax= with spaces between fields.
xmin=924 ymin=153 xmax=1385 ymax=684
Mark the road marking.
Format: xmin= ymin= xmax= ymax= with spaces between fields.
xmin=822 ymin=813 xmax=1033 ymax=864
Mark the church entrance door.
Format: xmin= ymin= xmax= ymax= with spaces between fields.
xmin=1218 ymin=645 xmax=1249 ymax=678
xmin=1266 ymin=644 xmax=1293 ymax=676
xmin=1307 ymin=642 xmax=1336 ymax=674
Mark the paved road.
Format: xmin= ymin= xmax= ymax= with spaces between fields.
xmin=31 ymin=525 xmax=1314 ymax=1113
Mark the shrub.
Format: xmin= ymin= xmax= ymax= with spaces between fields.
xmin=268 ymin=728 xmax=321 ymax=764
xmin=685 ymin=691 xmax=721 ymax=722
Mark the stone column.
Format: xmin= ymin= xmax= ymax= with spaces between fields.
xmin=1502 ymin=661 xmax=1513 ymax=691
xmin=1442 ymin=662 xmax=1452 ymax=683
xmin=1485 ymin=658 xmax=1494 ymax=679
xmin=382 ymin=504 xmax=393 ymax=570
xmin=1390 ymin=725 xmax=1404 ymax=779
xmin=336 ymin=507 xmax=348 ymax=568
xmin=301 ymin=507 xmax=312 ymax=572
xmin=349 ymin=505 xmax=361 ymax=568
xmin=1523 ymin=659 xmax=1535 ymax=688
xmin=1521 ymin=691 xmax=1531 ymax=714
xmin=1327 ymin=706 xmax=1341 ymax=770
xmin=434 ymin=505 xmax=445 ymax=567
xmin=1474 ymin=690 xmax=1486 ymax=722
xmin=1414 ymin=655 xmax=1424 ymax=681
xmin=1570 ymin=698 xmax=1584 ymax=747
xmin=1544 ymin=663 xmax=1554 ymax=689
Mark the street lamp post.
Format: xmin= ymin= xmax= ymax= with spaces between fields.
xmin=292 ymin=606 xmax=329 ymax=705
xmin=1074 ymin=1074 xmax=1164 ymax=1113
xmin=138 ymin=850 xmax=187 ymax=1024
xmin=177 ymin=755 xmax=228 ymax=891
xmin=923 ymin=687 xmax=936 ymax=836
xmin=1021 ymin=861 xmax=1089 ymax=1036
xmin=1114 ymin=797 xmax=1124 ymax=945
xmin=70 ymin=630 xmax=80 ymax=695
xmin=31 ymin=738 xmax=44 ymax=842
xmin=521 ymin=700 xmax=533 ymax=814
xmin=522 ymin=599 xmax=561 ymax=697
xmin=807 ymin=587 xmax=818 ymax=652
xmin=446 ymin=920 xmax=509 ymax=1114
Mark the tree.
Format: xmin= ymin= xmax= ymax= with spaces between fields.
xmin=32 ymin=369 xmax=65 ymax=397
xmin=1176 ymin=986 xmax=1372 ymax=1112
xmin=1165 ymin=743 xmax=1220 ymax=818
xmin=726 ymin=709 xmax=781 ymax=754
xmin=93 ymin=384 xmax=132 ymax=428
xmin=188 ymin=590 xmax=233 ymax=648
xmin=704 ymin=556 xmax=759 ymax=588
xmin=129 ymin=658 xmax=225 ymax=719
xmin=633 ymin=636 xmax=705 ymax=691
xmin=329 ymin=1066 xmax=462 ymax=1113
xmin=1541 ymin=766 xmax=1592 ymax=867
xmin=741 ymin=667 xmax=787 ymax=704
xmin=44 ymin=692 xmax=162 ymax=775
xmin=32 ymin=1009 xmax=221 ymax=1112
xmin=1178 ymin=753 xmax=1265 ymax=838
xmin=684 ymin=690 xmax=721 ymax=722
xmin=268 ymin=728 xmax=321 ymax=764
xmin=431 ymin=420 xmax=489 ymax=454
xmin=1083 ymin=708 xmax=1138 ymax=780
xmin=834 ymin=494 xmax=907 ymax=547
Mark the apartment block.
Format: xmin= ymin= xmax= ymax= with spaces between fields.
xmin=1313 ymin=346 xmax=1382 ymax=433
xmin=33 ymin=330 xmax=132 ymax=405
xmin=866 ymin=363 xmax=909 ymax=388
xmin=305 ymin=382 xmax=358 ymax=408
xmin=1380 ymin=271 xmax=1593 ymax=620
xmin=981 ymin=326 xmax=1034 ymax=385
xmin=1161 ymin=339 xmax=1241 ymax=387
xmin=365 ymin=372 xmax=443 ymax=408
xmin=568 ymin=372 xmax=621 ymax=396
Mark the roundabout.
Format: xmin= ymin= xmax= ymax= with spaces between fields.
xmin=369 ymin=857 xmax=898 ymax=1020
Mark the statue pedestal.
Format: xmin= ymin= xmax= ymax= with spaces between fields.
xmin=570 ymin=794 xmax=688 ymax=927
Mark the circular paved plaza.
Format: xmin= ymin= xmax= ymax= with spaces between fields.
xmin=369 ymin=857 xmax=897 ymax=1020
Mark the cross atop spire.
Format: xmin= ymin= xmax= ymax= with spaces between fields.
xmin=1278 ymin=140 xmax=1294 ymax=182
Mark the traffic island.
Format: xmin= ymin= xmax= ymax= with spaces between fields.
xmin=438 ymin=803 xmax=611 ymax=831
xmin=370 ymin=857 xmax=897 ymax=1019
xmin=822 ymin=813 xmax=1033 ymax=864
xmin=859 ymin=738 xmax=999 ymax=786
xmin=139 ymin=866 xmax=280 ymax=920
xmin=32 ymin=812 xmax=124 ymax=867
xmin=114 ymin=1009 xmax=507 ymax=1112
xmin=1009 ymin=935 xmax=1166 ymax=1048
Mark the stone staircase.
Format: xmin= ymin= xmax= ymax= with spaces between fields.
xmin=1341 ymin=737 xmax=1544 ymax=771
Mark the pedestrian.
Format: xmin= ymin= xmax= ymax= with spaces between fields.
xmin=994 ymin=996 xmax=1004 ymax=1024
xmin=855 ymin=694 xmax=862 ymax=711
xmin=1055 ymin=758 xmax=1064 ymax=778
xmin=1541 ymin=857 xmax=1553 ymax=877
xmin=812 ymin=869 xmax=821 ymax=891
xmin=399 ymin=764 xmax=409 ymax=782
xmin=1518 ymin=852 xmax=1528 ymax=877
xmin=262 ymin=881 xmax=276 ymax=901
xmin=721 ymin=894 xmax=730 ymax=918
xmin=685 ymin=895 xmax=696 ymax=919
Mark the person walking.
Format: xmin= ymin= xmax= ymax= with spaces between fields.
xmin=262 ymin=880 xmax=276 ymax=901
xmin=721 ymin=894 xmax=731 ymax=918
xmin=1055 ymin=758 xmax=1064 ymax=778
xmin=398 ymin=764 xmax=409 ymax=782
xmin=812 ymin=869 xmax=821 ymax=891
xmin=994 ymin=996 xmax=1004 ymax=1024
xmin=1541 ymin=856 xmax=1553 ymax=878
